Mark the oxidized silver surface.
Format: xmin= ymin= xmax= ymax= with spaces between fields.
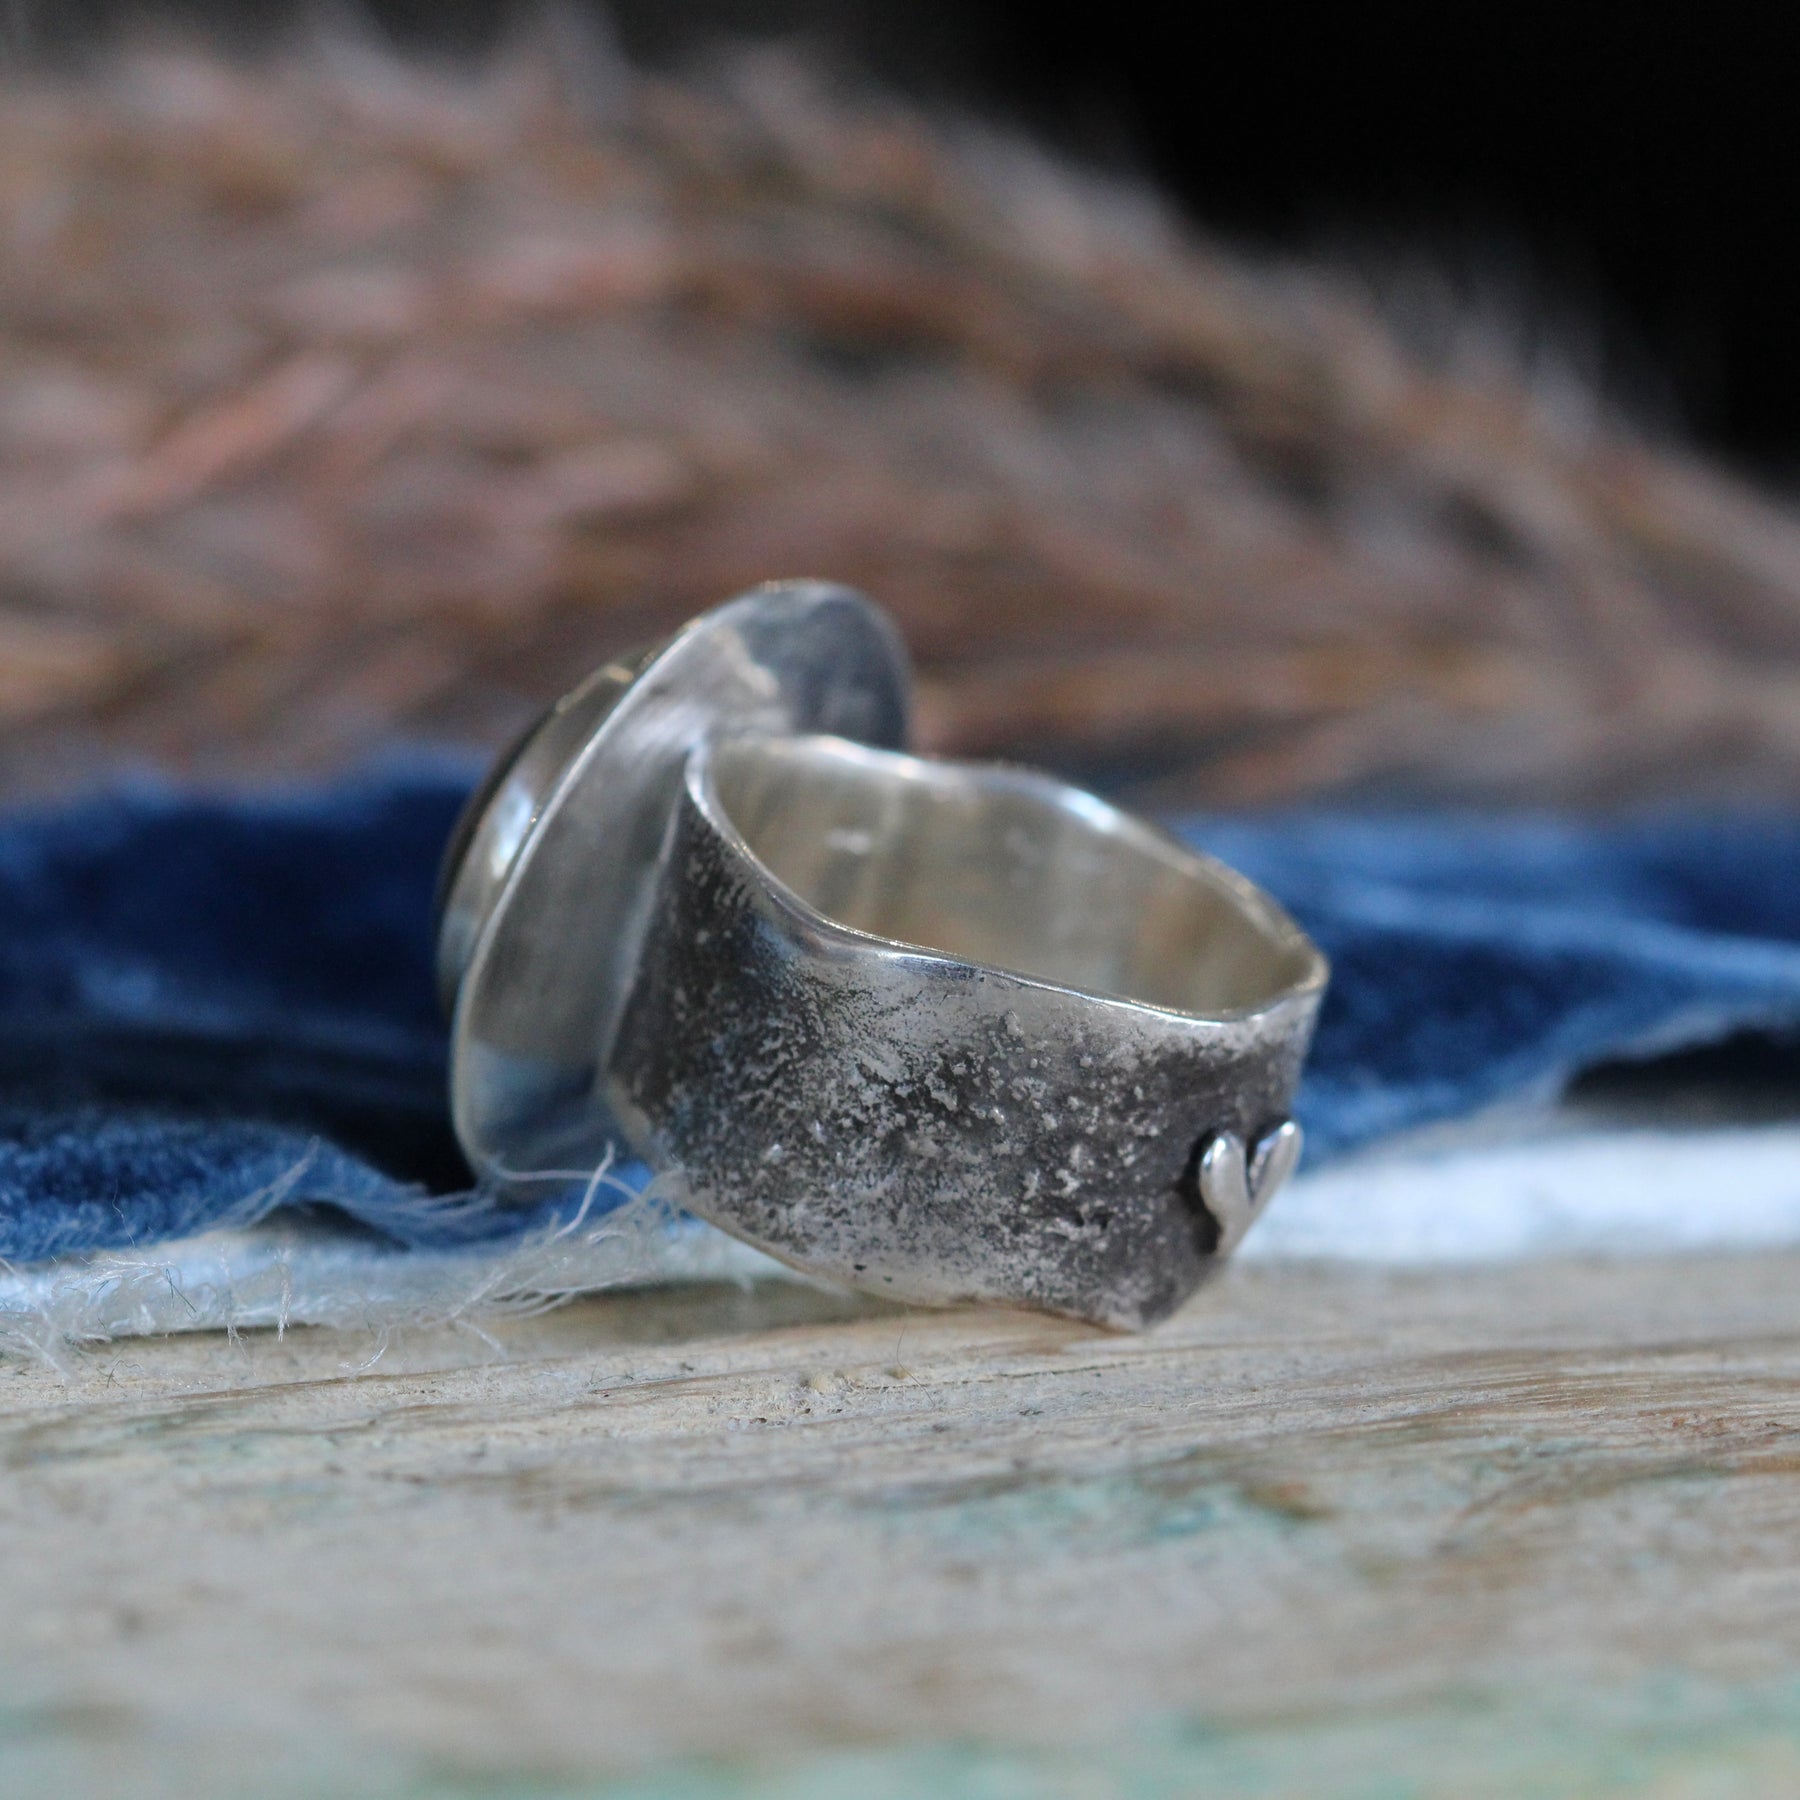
xmin=438 ymin=582 xmax=1328 ymax=1328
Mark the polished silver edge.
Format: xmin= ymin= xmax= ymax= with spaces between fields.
xmin=444 ymin=581 xmax=911 ymax=1184
xmin=434 ymin=648 xmax=655 ymax=1016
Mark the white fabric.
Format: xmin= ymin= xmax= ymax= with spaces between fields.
xmin=5 ymin=1114 xmax=1799 ymax=1356
xmin=1246 ymin=1116 xmax=1800 ymax=1262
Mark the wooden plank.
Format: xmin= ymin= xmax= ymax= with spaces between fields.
xmin=2 ymin=1253 xmax=1798 ymax=1794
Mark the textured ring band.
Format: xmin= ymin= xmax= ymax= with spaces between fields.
xmin=437 ymin=583 xmax=1327 ymax=1328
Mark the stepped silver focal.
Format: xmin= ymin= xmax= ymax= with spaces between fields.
xmin=436 ymin=582 xmax=1327 ymax=1328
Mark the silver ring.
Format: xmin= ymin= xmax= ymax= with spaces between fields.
xmin=437 ymin=582 xmax=1327 ymax=1328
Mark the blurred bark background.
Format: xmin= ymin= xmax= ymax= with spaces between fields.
xmin=4 ymin=32 xmax=1800 ymax=807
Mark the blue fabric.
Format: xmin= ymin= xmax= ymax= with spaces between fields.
xmin=1193 ymin=814 xmax=1800 ymax=1157
xmin=0 ymin=771 xmax=506 ymax=1262
xmin=1 ymin=772 xmax=1797 ymax=1264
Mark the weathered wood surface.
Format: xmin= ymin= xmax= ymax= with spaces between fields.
xmin=3 ymin=1253 xmax=1798 ymax=1797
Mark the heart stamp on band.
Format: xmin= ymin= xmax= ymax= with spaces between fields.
xmin=1198 ymin=1120 xmax=1305 ymax=1257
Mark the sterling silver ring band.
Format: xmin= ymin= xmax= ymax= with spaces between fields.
xmin=437 ymin=582 xmax=1327 ymax=1328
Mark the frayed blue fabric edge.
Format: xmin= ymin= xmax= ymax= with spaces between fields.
xmin=1 ymin=773 xmax=1797 ymax=1267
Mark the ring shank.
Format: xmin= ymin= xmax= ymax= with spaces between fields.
xmin=599 ymin=732 xmax=1325 ymax=1329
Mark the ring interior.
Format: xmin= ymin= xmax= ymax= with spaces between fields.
xmin=703 ymin=735 xmax=1320 ymax=1016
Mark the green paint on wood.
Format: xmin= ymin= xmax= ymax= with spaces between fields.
xmin=575 ymin=1675 xmax=1800 ymax=1800
xmin=6 ymin=1675 xmax=1799 ymax=1800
